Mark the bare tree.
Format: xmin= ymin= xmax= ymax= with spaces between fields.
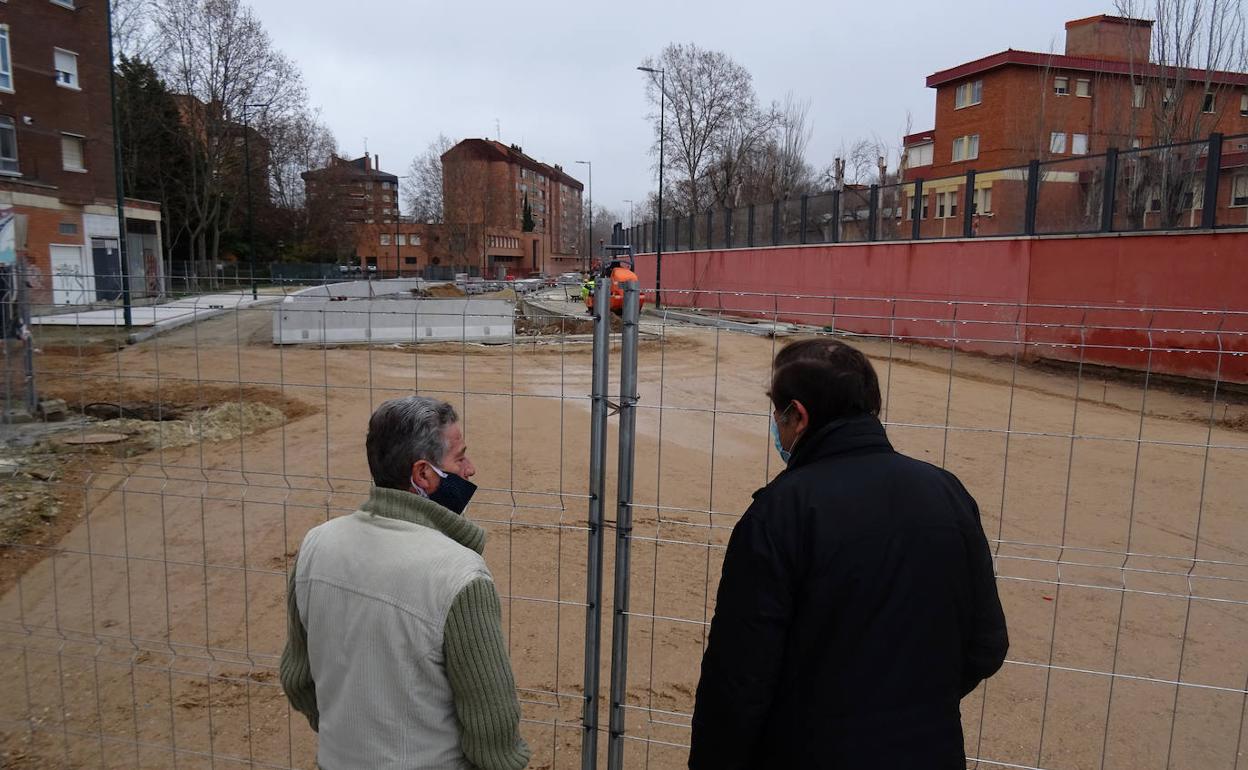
xmin=1112 ymin=0 xmax=1247 ymax=227
xmin=640 ymin=44 xmax=759 ymax=216
xmin=706 ymin=101 xmax=780 ymax=210
xmin=404 ymin=134 xmax=455 ymax=223
xmin=156 ymin=0 xmax=306 ymax=286
xmin=110 ymin=0 xmax=162 ymax=62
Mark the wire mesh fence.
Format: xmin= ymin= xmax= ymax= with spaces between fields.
xmin=2 ymin=274 xmax=1247 ymax=769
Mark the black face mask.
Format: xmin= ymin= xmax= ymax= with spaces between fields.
xmin=429 ymin=468 xmax=477 ymax=515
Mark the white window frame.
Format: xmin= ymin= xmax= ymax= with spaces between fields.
xmin=379 ymin=233 xmax=390 ymax=246
xmin=1202 ymin=91 xmax=1215 ymax=114
xmin=410 ymin=235 xmax=421 ymax=246
xmin=50 ymin=0 xmax=76 ymax=7
xmin=0 ymin=115 xmax=18 ymax=174
xmin=395 ymin=234 xmax=406 ymax=246
xmin=0 ymin=25 xmax=12 ymax=93
xmin=1131 ymin=137 xmax=1143 ymax=149
xmin=975 ymin=186 xmax=993 ymax=215
xmin=955 ymin=79 xmax=982 ymax=109
xmin=1050 ymin=132 xmax=1067 ymax=154
xmin=1075 ymin=78 xmax=1091 ymax=98
xmin=1054 ymin=76 xmax=1069 ymax=96
xmin=1133 ymin=83 xmax=1145 ymax=108
xmin=1241 ymin=93 xmax=1248 ymax=116
xmin=1164 ymin=86 xmax=1174 ymax=106
xmin=1232 ymin=174 xmax=1248 ymax=207
xmin=1072 ymin=133 xmax=1089 ymax=156
xmin=952 ymin=135 xmax=979 ymax=162
xmin=61 ymin=132 xmax=86 ymax=172
xmin=53 ymin=48 xmax=79 ymax=90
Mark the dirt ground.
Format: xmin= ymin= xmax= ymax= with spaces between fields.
xmin=1 ymin=303 xmax=1246 ymax=770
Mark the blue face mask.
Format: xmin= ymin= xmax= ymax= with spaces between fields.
xmin=770 ymin=404 xmax=794 ymax=464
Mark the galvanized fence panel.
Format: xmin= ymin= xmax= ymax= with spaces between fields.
xmin=0 ymin=273 xmax=609 ymax=770
xmin=603 ymin=288 xmax=1248 ymax=770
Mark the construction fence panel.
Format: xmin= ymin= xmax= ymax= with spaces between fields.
xmin=0 ymin=275 xmax=609 ymax=769
xmin=605 ymin=288 xmax=1248 ymax=770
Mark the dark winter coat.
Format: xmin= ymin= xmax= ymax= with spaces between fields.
xmin=689 ymin=415 xmax=1008 ymax=769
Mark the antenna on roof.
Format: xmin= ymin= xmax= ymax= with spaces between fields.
xmin=363 ymin=136 xmax=369 ymax=155
xmin=495 ymin=119 xmax=500 ymax=140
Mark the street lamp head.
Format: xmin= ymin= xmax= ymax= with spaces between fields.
xmin=575 ymin=160 xmax=590 ymax=165
xmin=637 ymin=66 xmax=663 ymax=74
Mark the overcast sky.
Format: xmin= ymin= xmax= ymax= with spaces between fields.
xmin=249 ymin=0 xmax=1114 ymax=221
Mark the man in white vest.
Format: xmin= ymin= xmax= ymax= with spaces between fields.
xmin=280 ymin=396 xmax=530 ymax=770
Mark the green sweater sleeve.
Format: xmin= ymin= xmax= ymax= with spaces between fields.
xmin=278 ymin=562 xmax=320 ymax=731
xmin=445 ymin=577 xmax=531 ymax=770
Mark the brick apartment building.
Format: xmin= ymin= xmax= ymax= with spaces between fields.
xmin=440 ymin=139 xmax=583 ymax=277
xmin=900 ymin=14 xmax=1248 ymax=237
xmin=0 ymin=0 xmax=163 ymax=306
xmin=343 ymin=139 xmax=585 ymax=277
xmin=302 ymin=152 xmax=400 ymax=225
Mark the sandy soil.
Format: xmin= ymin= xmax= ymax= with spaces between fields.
xmin=1 ymin=303 xmax=1246 ymax=770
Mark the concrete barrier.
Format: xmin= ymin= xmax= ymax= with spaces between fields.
xmin=273 ymin=294 xmax=515 ymax=345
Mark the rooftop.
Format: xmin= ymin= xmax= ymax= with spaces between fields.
xmin=926 ymin=48 xmax=1248 ymax=88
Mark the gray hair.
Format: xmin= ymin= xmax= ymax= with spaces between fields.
xmin=366 ymin=396 xmax=459 ymax=490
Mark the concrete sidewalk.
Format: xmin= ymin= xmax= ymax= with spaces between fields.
xmin=31 ymin=293 xmax=284 ymax=342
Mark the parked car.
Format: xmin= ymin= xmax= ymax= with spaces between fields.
xmin=527 ymin=271 xmax=557 ymax=288
xmin=557 ymin=271 xmax=583 ymax=286
xmin=513 ymin=278 xmax=542 ymax=294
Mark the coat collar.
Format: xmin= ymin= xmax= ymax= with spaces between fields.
xmin=359 ymin=486 xmax=487 ymax=555
xmin=784 ymin=414 xmax=893 ymax=472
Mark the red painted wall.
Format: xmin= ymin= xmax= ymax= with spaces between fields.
xmin=633 ymin=231 xmax=1248 ymax=383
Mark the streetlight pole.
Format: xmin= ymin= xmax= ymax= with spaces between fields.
xmin=575 ymin=160 xmax=592 ymax=273
xmin=637 ymin=66 xmax=665 ymax=307
xmin=623 ymin=199 xmax=634 ymax=228
xmin=392 ymin=173 xmax=408 ymax=278
xmin=242 ymin=102 xmax=268 ymax=300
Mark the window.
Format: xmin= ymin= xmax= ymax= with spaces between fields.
xmin=955 ymin=79 xmax=982 ymax=108
xmin=1054 ymin=76 xmax=1069 ymax=96
xmin=404 ymin=257 xmax=417 ymax=265
xmin=382 ymin=181 xmax=390 ymax=189
xmin=1075 ymin=79 xmax=1091 ymax=98
xmin=1202 ymin=91 xmax=1215 ymax=113
xmin=51 ymin=0 xmax=76 ymax=6
xmin=952 ymin=134 xmax=979 ymax=162
xmin=379 ymin=234 xmax=390 ymax=246
xmin=61 ymin=133 xmax=85 ymax=171
xmin=1164 ymin=86 xmax=1174 ymax=105
xmin=974 ymin=187 xmax=993 ymax=214
xmin=0 ymin=26 xmax=12 ymax=92
xmin=1232 ymin=175 xmax=1248 ymax=207
xmin=1131 ymin=137 xmax=1143 ymax=149
xmin=905 ymin=142 xmax=932 ymax=168
xmin=920 ymin=196 xmax=929 ymax=220
xmin=58 ymin=222 xmax=78 ymax=235
xmin=936 ymin=191 xmax=958 ymax=219
xmin=1241 ymin=93 xmax=1248 ymax=116
xmin=0 ymin=116 xmax=16 ymax=173
xmin=54 ymin=48 xmax=79 ymax=89
xmin=1050 ymin=132 xmax=1067 ymax=154
xmin=410 ymin=235 xmax=421 ymax=246
xmin=395 ymin=234 xmax=406 ymax=246
xmin=1133 ymin=83 xmax=1145 ymax=108
xmin=1072 ymin=133 xmax=1089 ymax=155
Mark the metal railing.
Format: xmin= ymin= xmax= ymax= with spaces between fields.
xmin=624 ymin=132 xmax=1248 ymax=252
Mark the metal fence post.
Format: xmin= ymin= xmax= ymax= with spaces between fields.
xmin=772 ymin=200 xmax=781 ymax=245
xmin=706 ymin=210 xmax=713 ymax=249
xmin=1025 ymin=159 xmax=1041 ymax=235
xmin=911 ymin=178 xmax=924 ymax=241
xmin=800 ymin=194 xmax=809 ymax=244
xmin=605 ymin=281 xmax=641 ymax=770
xmin=831 ymin=191 xmax=841 ymax=244
xmin=673 ymin=215 xmax=681 ymax=252
xmin=1101 ymin=148 xmax=1119 ymax=233
xmin=581 ymin=276 xmax=611 ymax=770
xmin=1201 ymin=132 xmax=1223 ymax=229
xmin=963 ymin=170 xmax=977 ymax=238
xmin=868 ymin=185 xmax=879 ymax=241
xmin=725 ymin=208 xmax=733 ymax=249
xmin=689 ymin=211 xmax=696 ymax=250
xmin=747 ymin=204 xmax=755 ymax=247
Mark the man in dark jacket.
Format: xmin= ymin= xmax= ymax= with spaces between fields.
xmin=689 ymin=339 xmax=1008 ymax=769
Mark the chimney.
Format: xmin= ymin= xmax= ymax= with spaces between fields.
xmin=375 ymin=155 xmax=381 ymax=173
xmin=1065 ymin=15 xmax=1153 ymax=62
